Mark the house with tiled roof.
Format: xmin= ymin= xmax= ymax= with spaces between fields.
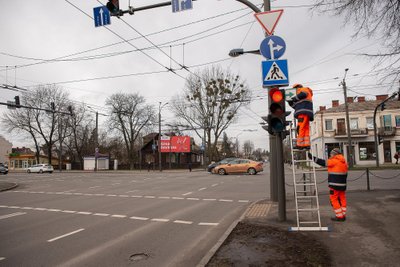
xmin=310 ymin=95 xmax=400 ymax=166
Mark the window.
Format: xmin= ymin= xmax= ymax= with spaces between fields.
xmin=366 ymin=117 xmax=374 ymax=129
xmin=350 ymin=118 xmax=358 ymax=130
xmin=359 ymin=142 xmax=376 ymax=161
xmin=395 ymin=116 xmax=400 ymax=127
xmin=325 ymin=119 xmax=333 ymax=131
xmin=382 ymin=115 xmax=392 ymax=128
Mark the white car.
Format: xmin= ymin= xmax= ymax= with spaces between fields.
xmin=27 ymin=164 xmax=54 ymax=174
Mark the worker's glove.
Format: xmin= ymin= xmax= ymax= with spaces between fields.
xmin=307 ymin=152 xmax=313 ymax=160
xmin=287 ymin=100 xmax=294 ymax=107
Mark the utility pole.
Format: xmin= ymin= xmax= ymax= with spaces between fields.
xmin=340 ymin=68 xmax=354 ymax=168
xmin=95 ymin=111 xmax=98 ymax=172
xmin=158 ymin=103 xmax=162 ymax=172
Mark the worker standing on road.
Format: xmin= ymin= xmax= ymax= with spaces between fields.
xmin=308 ymin=148 xmax=348 ymax=222
xmin=288 ymin=84 xmax=313 ymax=150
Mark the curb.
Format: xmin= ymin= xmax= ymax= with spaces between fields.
xmin=196 ymin=201 xmax=256 ymax=267
xmin=0 ymin=182 xmax=18 ymax=192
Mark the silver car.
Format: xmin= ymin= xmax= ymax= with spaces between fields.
xmin=27 ymin=164 xmax=54 ymax=174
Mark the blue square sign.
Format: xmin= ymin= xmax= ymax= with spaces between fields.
xmin=262 ymin=59 xmax=289 ymax=87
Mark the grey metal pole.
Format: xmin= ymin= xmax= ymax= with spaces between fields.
xmin=276 ymin=132 xmax=286 ymax=221
xmin=341 ymin=68 xmax=354 ymax=168
xmin=95 ymin=111 xmax=98 ymax=172
xmin=373 ymin=105 xmax=380 ymax=167
xmin=158 ymin=102 xmax=162 ymax=172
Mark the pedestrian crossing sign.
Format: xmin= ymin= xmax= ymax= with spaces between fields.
xmin=262 ymin=59 xmax=289 ymax=87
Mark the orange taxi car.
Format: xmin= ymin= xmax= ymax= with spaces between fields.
xmin=212 ymin=159 xmax=263 ymax=175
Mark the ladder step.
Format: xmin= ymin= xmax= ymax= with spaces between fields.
xmin=298 ymin=208 xmax=319 ymax=211
xmin=294 ymin=183 xmax=316 ymax=186
xmin=289 ymin=226 xmax=330 ymax=232
xmin=297 ymin=196 xmax=317 ymax=199
xmin=299 ymin=221 xmax=320 ymax=224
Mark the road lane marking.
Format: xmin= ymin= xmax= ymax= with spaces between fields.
xmin=130 ymin=216 xmax=149 ymax=221
xmin=93 ymin=213 xmax=109 ymax=217
xmin=111 ymin=215 xmax=127 ymax=218
xmin=182 ymin=192 xmax=193 ymax=196
xmin=151 ymin=218 xmax=170 ymax=222
xmin=199 ymin=222 xmax=219 ymax=226
xmin=61 ymin=210 xmax=76 ymax=214
xmin=0 ymin=212 xmax=26 ymax=220
xmin=173 ymin=220 xmax=193 ymax=225
xmin=0 ymin=257 xmax=5 ymax=261
xmin=211 ymin=184 xmax=219 ymax=187
xmin=126 ymin=190 xmax=138 ymax=193
xmin=198 ymin=188 xmax=207 ymax=191
xmin=6 ymin=191 xmax=250 ymax=203
xmin=77 ymin=212 xmax=92 ymax=215
xmin=47 ymin=228 xmax=85 ymax=243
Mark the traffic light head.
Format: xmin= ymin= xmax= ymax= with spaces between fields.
xmin=14 ymin=96 xmax=21 ymax=108
xmin=268 ymin=88 xmax=289 ymax=134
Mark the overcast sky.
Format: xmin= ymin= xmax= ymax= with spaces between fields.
xmin=0 ymin=0 xmax=397 ymax=151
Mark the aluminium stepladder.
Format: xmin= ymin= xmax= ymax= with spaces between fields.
xmin=288 ymin=125 xmax=328 ymax=231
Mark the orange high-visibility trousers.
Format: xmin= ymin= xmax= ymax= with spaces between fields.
xmin=296 ymin=114 xmax=310 ymax=147
xmin=330 ymin=189 xmax=347 ymax=218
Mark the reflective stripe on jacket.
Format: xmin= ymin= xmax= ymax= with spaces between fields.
xmin=293 ymin=87 xmax=314 ymax=121
xmin=313 ymin=154 xmax=348 ymax=191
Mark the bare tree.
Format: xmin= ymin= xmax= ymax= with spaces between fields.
xmin=105 ymin=92 xmax=156 ymax=170
xmin=243 ymin=140 xmax=254 ymax=158
xmin=2 ymin=85 xmax=70 ymax=164
xmin=313 ymin=0 xmax=400 ymax=80
xmin=171 ymin=65 xmax=251 ymax=162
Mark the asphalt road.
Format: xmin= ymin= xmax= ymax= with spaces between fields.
xmin=0 ymin=170 xmax=269 ymax=266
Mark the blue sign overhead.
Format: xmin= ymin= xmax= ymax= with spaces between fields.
xmin=262 ymin=59 xmax=289 ymax=87
xmin=260 ymin=36 xmax=286 ymax=60
xmin=172 ymin=0 xmax=193 ymax=13
xmin=93 ymin=6 xmax=111 ymax=27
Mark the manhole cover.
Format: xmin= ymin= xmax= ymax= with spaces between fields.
xmin=129 ymin=253 xmax=150 ymax=262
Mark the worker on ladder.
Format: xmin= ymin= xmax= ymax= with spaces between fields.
xmin=288 ymin=84 xmax=314 ymax=150
xmin=308 ymin=148 xmax=348 ymax=222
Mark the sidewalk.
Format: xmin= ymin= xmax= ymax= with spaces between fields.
xmin=205 ymin=189 xmax=400 ymax=266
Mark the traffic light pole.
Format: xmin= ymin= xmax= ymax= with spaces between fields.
xmin=276 ymin=132 xmax=286 ymax=221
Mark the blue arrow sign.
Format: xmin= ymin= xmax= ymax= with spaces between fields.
xmin=262 ymin=59 xmax=289 ymax=87
xmin=172 ymin=0 xmax=193 ymax=13
xmin=93 ymin=6 xmax=111 ymax=27
xmin=260 ymin=36 xmax=286 ymax=60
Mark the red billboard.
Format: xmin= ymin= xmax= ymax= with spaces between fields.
xmin=160 ymin=136 xmax=191 ymax=153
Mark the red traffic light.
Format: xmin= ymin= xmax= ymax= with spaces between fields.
xmin=269 ymin=88 xmax=283 ymax=103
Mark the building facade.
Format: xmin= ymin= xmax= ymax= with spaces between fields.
xmin=0 ymin=135 xmax=12 ymax=165
xmin=310 ymin=95 xmax=400 ymax=166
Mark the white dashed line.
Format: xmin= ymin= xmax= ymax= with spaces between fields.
xmin=198 ymin=188 xmax=207 ymax=191
xmin=219 ymin=199 xmax=233 ymax=202
xmin=158 ymin=196 xmax=170 ymax=199
xmin=211 ymin=184 xmax=219 ymax=187
xmin=130 ymin=216 xmax=149 ymax=221
xmin=126 ymin=190 xmax=138 ymax=193
xmin=144 ymin=196 xmax=156 ymax=199
xmin=76 ymin=212 xmax=92 ymax=215
xmin=151 ymin=218 xmax=170 ymax=222
xmin=111 ymin=215 xmax=127 ymax=218
xmin=203 ymin=199 xmax=217 ymax=201
xmin=47 ymin=209 xmax=61 ymax=212
xmin=61 ymin=210 xmax=76 ymax=214
xmin=93 ymin=213 xmax=109 ymax=217
xmin=239 ymin=200 xmax=250 ymax=203
xmin=89 ymin=186 xmax=101 ymax=189
xmin=172 ymin=197 xmax=184 ymax=200
xmin=182 ymin=192 xmax=193 ymax=196
xmin=174 ymin=220 xmax=193 ymax=225
xmin=131 ymin=195 xmax=142 ymax=198
xmin=0 ymin=212 xmax=26 ymax=220
xmin=119 ymin=195 xmax=129 ymax=197
xmin=199 ymin=222 xmax=219 ymax=226
xmin=107 ymin=194 xmax=117 ymax=197
xmin=47 ymin=228 xmax=85 ymax=243
xmin=187 ymin=198 xmax=200 ymax=201
xmin=0 ymin=257 xmax=5 ymax=261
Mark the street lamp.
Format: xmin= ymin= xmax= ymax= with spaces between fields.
xmin=229 ymin=48 xmax=261 ymax=57
xmin=158 ymin=102 xmax=168 ymax=171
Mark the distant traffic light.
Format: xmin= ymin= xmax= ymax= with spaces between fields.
xmin=106 ymin=0 xmax=119 ymax=14
xmin=51 ymin=102 xmax=55 ymax=111
xmin=268 ymin=88 xmax=289 ymax=134
xmin=14 ymin=96 xmax=21 ymax=108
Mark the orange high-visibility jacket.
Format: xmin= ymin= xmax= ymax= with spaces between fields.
xmin=292 ymin=87 xmax=314 ymax=121
xmin=312 ymin=154 xmax=348 ymax=191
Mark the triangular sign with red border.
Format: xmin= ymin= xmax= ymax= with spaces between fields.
xmin=254 ymin=9 xmax=284 ymax=35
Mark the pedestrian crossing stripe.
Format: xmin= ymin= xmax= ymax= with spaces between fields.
xmin=262 ymin=59 xmax=289 ymax=87
xmin=264 ymin=62 xmax=287 ymax=81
